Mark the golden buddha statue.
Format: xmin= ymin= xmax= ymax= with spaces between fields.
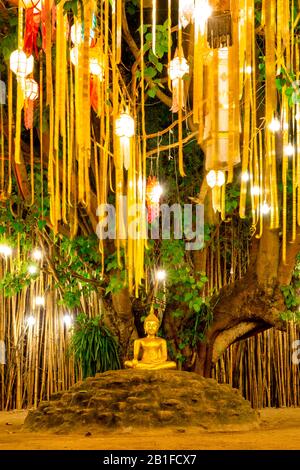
xmin=124 ymin=311 xmax=177 ymax=370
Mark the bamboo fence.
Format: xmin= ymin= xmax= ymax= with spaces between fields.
xmin=212 ymin=324 xmax=300 ymax=408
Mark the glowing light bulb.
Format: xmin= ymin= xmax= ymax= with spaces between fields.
xmin=156 ymin=270 xmax=166 ymax=282
xmin=32 ymin=248 xmax=43 ymax=261
xmin=28 ymin=264 xmax=38 ymax=275
xmin=241 ymin=171 xmax=250 ymax=182
xmin=63 ymin=314 xmax=73 ymax=328
xmin=168 ymin=56 xmax=189 ymax=81
xmin=261 ymin=201 xmax=271 ymax=215
xmin=0 ymin=244 xmax=12 ymax=257
xmin=26 ymin=315 xmax=36 ymax=327
xmin=206 ymin=170 xmax=217 ymax=189
xmin=268 ymin=118 xmax=281 ymax=133
xmin=284 ymin=143 xmax=294 ymax=156
xmin=115 ymin=112 xmax=135 ymax=138
xmin=34 ymin=296 xmax=45 ymax=307
xmin=216 ymin=170 xmax=225 ymax=187
xmin=245 ymin=65 xmax=252 ymax=74
xmin=251 ymin=186 xmax=260 ymax=196
xmin=150 ymin=184 xmax=163 ymax=203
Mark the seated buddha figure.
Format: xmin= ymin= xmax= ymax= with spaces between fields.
xmin=124 ymin=311 xmax=177 ymax=370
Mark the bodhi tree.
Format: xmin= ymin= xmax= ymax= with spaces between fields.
xmin=0 ymin=0 xmax=300 ymax=378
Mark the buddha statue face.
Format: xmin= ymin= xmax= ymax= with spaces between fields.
xmin=144 ymin=312 xmax=160 ymax=336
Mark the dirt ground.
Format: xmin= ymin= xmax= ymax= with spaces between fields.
xmin=0 ymin=408 xmax=300 ymax=450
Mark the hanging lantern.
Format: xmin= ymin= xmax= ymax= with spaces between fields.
xmin=146 ymin=176 xmax=163 ymax=223
xmin=179 ymin=0 xmax=195 ymax=28
xmin=115 ymin=110 xmax=135 ymax=170
xmin=168 ymin=51 xmax=189 ymax=113
xmin=22 ymin=0 xmax=42 ymax=12
xmin=24 ymin=78 xmax=39 ymax=100
xmin=89 ymin=49 xmax=104 ymax=79
xmin=207 ymin=0 xmax=232 ymax=49
xmin=10 ymin=50 xmax=34 ymax=79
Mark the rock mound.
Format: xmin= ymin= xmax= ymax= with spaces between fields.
xmin=24 ymin=370 xmax=259 ymax=432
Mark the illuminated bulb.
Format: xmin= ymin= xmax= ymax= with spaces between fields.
xmin=241 ymin=171 xmax=250 ymax=182
xmin=283 ymin=122 xmax=289 ymax=131
xmin=206 ymin=170 xmax=217 ymax=189
xmin=149 ymin=183 xmax=163 ymax=203
xmin=284 ymin=143 xmax=294 ymax=156
xmin=89 ymin=57 xmax=104 ymax=78
xmin=26 ymin=315 xmax=36 ymax=327
xmin=216 ymin=170 xmax=225 ymax=187
xmin=268 ymin=118 xmax=281 ymax=133
xmin=251 ymin=186 xmax=260 ymax=196
xmin=24 ymin=78 xmax=39 ymax=101
xmin=0 ymin=244 xmax=12 ymax=257
xmin=28 ymin=264 xmax=38 ymax=275
xmin=245 ymin=65 xmax=252 ymax=74
xmin=115 ymin=112 xmax=135 ymax=138
xmin=168 ymin=56 xmax=189 ymax=81
xmin=35 ymin=296 xmax=45 ymax=307
xmin=156 ymin=270 xmax=166 ymax=281
xmin=63 ymin=314 xmax=73 ymax=328
xmin=32 ymin=248 xmax=43 ymax=261
xmin=295 ymin=112 xmax=300 ymax=121
xmin=179 ymin=0 xmax=195 ymax=28
xmin=261 ymin=201 xmax=271 ymax=215
xmin=10 ymin=50 xmax=34 ymax=78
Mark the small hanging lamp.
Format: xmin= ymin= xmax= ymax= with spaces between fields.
xmin=146 ymin=176 xmax=163 ymax=223
xmin=168 ymin=50 xmax=189 ymax=113
xmin=10 ymin=50 xmax=34 ymax=79
xmin=115 ymin=109 xmax=135 ymax=170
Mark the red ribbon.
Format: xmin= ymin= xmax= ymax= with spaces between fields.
xmin=90 ymin=76 xmax=99 ymax=114
xmin=24 ymin=99 xmax=34 ymax=130
xmin=24 ymin=8 xmax=41 ymax=57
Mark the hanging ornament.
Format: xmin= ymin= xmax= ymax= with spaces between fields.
xmin=179 ymin=0 xmax=195 ymax=28
xmin=207 ymin=0 xmax=232 ymax=48
xmin=0 ymin=80 xmax=6 ymax=105
xmin=206 ymin=170 xmax=225 ymax=213
xmin=146 ymin=176 xmax=163 ymax=223
xmin=24 ymin=7 xmax=41 ymax=56
xmin=115 ymin=109 xmax=135 ymax=170
xmin=168 ymin=50 xmax=189 ymax=113
xmin=24 ymin=78 xmax=39 ymax=100
xmin=23 ymin=78 xmax=38 ymax=130
xmin=10 ymin=50 xmax=34 ymax=80
xmin=89 ymin=48 xmax=104 ymax=79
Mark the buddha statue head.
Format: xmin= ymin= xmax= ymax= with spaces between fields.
xmin=144 ymin=309 xmax=160 ymax=336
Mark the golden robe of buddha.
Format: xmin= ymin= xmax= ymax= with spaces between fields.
xmin=124 ymin=311 xmax=177 ymax=370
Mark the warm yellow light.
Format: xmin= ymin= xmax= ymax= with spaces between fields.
xmin=0 ymin=244 xmax=12 ymax=257
xmin=34 ymin=296 xmax=45 ymax=307
xmin=179 ymin=0 xmax=195 ymax=28
xmin=251 ymin=186 xmax=260 ymax=196
xmin=115 ymin=112 xmax=135 ymax=138
xmin=70 ymin=47 xmax=78 ymax=66
xmin=268 ymin=118 xmax=281 ymax=133
xmin=10 ymin=50 xmax=34 ymax=78
xmin=241 ymin=171 xmax=250 ymax=182
xmin=216 ymin=170 xmax=225 ymax=187
xmin=32 ymin=248 xmax=43 ymax=261
xmin=206 ymin=170 xmax=225 ymax=188
xmin=261 ymin=201 xmax=271 ymax=215
xmin=89 ymin=57 xmax=104 ymax=78
xmin=28 ymin=264 xmax=38 ymax=275
xmin=284 ymin=143 xmax=294 ymax=156
xmin=63 ymin=314 xmax=73 ymax=327
xmin=24 ymin=78 xmax=39 ymax=101
xmin=245 ymin=65 xmax=252 ymax=74
xmin=26 ymin=315 xmax=36 ymax=327
xmin=156 ymin=269 xmax=166 ymax=281
xmin=149 ymin=183 xmax=163 ymax=203
xmin=168 ymin=56 xmax=189 ymax=81
xmin=206 ymin=170 xmax=217 ymax=188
